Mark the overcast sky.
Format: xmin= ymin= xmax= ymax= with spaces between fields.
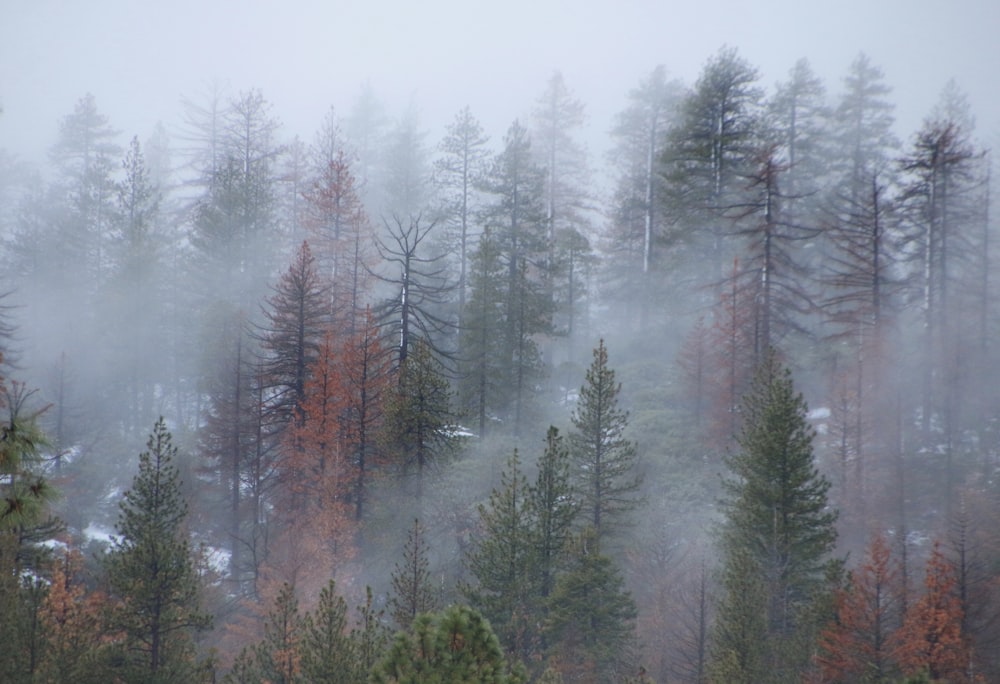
xmin=2 ymin=0 xmax=998 ymax=168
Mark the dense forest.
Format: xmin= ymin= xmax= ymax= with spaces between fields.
xmin=1 ymin=46 xmax=998 ymax=682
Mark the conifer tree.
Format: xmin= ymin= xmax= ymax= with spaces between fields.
xmin=463 ymin=449 xmax=537 ymax=659
xmin=380 ymin=338 xmax=456 ymax=501
xmin=710 ymin=352 xmax=839 ymax=682
xmin=388 ymin=518 xmax=438 ymax=630
xmin=543 ymin=528 xmax=639 ymax=683
xmin=300 ymin=580 xmax=358 ymax=684
xmin=530 ymin=426 xmax=577 ymax=600
xmin=816 ymin=532 xmax=904 ymax=682
xmin=225 ymin=582 xmax=302 ymax=684
xmin=371 ymin=604 xmax=525 ymax=684
xmin=895 ymin=543 xmax=970 ymax=682
xmin=103 ymin=417 xmax=212 ymax=682
xmin=569 ymin=340 xmax=641 ymax=545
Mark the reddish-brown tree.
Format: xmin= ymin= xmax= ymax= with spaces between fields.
xmin=336 ymin=309 xmax=390 ymax=520
xmin=816 ymin=532 xmax=904 ymax=682
xmin=302 ymin=147 xmax=374 ymax=330
xmin=279 ymin=329 xmax=354 ymax=577
xmin=896 ymin=542 xmax=972 ymax=682
xmin=37 ymin=550 xmax=109 ymax=681
xmin=703 ymin=259 xmax=757 ymax=449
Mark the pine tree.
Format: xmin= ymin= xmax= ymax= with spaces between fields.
xmin=463 ymin=449 xmax=538 ymax=661
xmin=0 ymin=380 xmax=59 ymax=682
xmin=895 ymin=543 xmax=970 ymax=682
xmin=388 ymin=518 xmax=438 ymax=630
xmin=530 ymin=426 xmax=577 ymax=600
xmin=380 ymin=338 xmax=456 ymax=502
xmin=300 ymin=580 xmax=358 ymax=684
xmin=435 ymin=106 xmax=490 ymax=325
xmin=225 ymin=582 xmax=302 ymax=684
xmin=816 ymin=532 xmax=904 ymax=682
xmin=569 ymin=340 xmax=641 ymax=545
xmin=103 ymin=417 xmax=212 ymax=682
xmin=711 ymin=352 xmax=839 ymax=682
xmin=543 ymin=529 xmax=639 ymax=684
xmin=371 ymin=604 xmax=525 ymax=684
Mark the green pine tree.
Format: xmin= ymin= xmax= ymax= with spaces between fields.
xmin=381 ymin=338 xmax=457 ymax=502
xmin=569 ymin=340 xmax=642 ymax=546
xmin=710 ymin=352 xmax=839 ymax=682
xmin=463 ymin=449 xmax=538 ymax=661
xmin=371 ymin=604 xmax=525 ymax=684
xmin=0 ymin=384 xmax=58 ymax=682
xmin=530 ymin=426 xmax=578 ymax=601
xmin=388 ymin=518 xmax=438 ymax=630
xmin=300 ymin=580 xmax=358 ymax=684
xmin=102 ymin=417 xmax=212 ymax=683
xmin=543 ymin=528 xmax=639 ymax=683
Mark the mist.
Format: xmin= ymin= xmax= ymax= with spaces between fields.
xmin=2 ymin=1 xmax=1000 ymax=681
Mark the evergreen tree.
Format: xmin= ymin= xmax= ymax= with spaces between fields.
xmin=543 ymin=529 xmax=639 ymax=684
xmin=388 ymin=518 xmax=438 ymax=630
xmin=662 ymin=47 xmax=763 ymax=283
xmin=710 ymin=352 xmax=839 ymax=682
xmin=605 ymin=65 xmax=684 ymax=325
xmin=300 ymin=580 xmax=358 ymax=684
xmin=530 ymin=426 xmax=577 ymax=600
xmin=371 ymin=604 xmax=525 ymax=684
xmin=435 ymin=106 xmax=490 ymax=325
xmin=380 ymin=338 xmax=456 ymax=502
xmin=463 ymin=449 xmax=538 ymax=661
xmin=103 ymin=417 xmax=212 ymax=682
xmin=0 ymin=381 xmax=59 ymax=683
xmin=225 ymin=582 xmax=302 ymax=684
xmin=569 ymin=340 xmax=641 ymax=546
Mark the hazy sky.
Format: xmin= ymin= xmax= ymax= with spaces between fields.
xmin=2 ymin=0 xmax=998 ymax=167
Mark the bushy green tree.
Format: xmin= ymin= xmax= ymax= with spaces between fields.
xmin=710 ymin=352 xmax=839 ymax=682
xmin=371 ymin=604 xmax=525 ymax=684
xmin=103 ymin=417 xmax=212 ymax=682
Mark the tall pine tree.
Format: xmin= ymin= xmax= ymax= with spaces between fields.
xmin=710 ymin=352 xmax=839 ymax=683
xmin=103 ymin=418 xmax=212 ymax=682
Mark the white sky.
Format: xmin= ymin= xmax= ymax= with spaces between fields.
xmin=2 ymin=0 xmax=998 ymax=167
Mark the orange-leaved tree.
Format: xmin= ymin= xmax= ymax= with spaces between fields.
xmin=895 ymin=541 xmax=972 ymax=682
xmin=816 ymin=531 xmax=903 ymax=682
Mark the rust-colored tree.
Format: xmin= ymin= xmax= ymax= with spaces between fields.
xmin=302 ymin=141 xmax=374 ymax=330
xmin=277 ymin=329 xmax=355 ymax=587
xmin=896 ymin=542 xmax=972 ymax=682
xmin=703 ymin=259 xmax=757 ymax=449
xmin=816 ymin=532 xmax=904 ymax=682
xmin=336 ymin=309 xmax=390 ymax=520
xmin=37 ymin=549 xmax=109 ymax=682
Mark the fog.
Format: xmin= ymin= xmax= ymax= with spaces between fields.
xmin=3 ymin=1 xmax=998 ymax=167
xmin=3 ymin=1 xmax=1000 ymax=681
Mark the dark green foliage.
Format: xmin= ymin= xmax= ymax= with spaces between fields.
xmin=544 ymin=529 xmax=639 ymax=682
xmin=381 ymin=338 xmax=457 ymax=501
xmin=103 ymin=417 xmax=212 ymax=682
xmin=569 ymin=340 xmax=642 ymax=545
xmin=463 ymin=449 xmax=537 ymax=660
xmin=530 ymin=427 xmax=578 ymax=600
xmin=711 ymin=352 xmax=839 ymax=682
xmin=371 ymin=604 xmax=525 ymax=684
xmin=300 ymin=581 xmax=358 ymax=684
xmin=352 ymin=585 xmax=393 ymax=676
xmin=388 ymin=518 xmax=439 ymax=630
